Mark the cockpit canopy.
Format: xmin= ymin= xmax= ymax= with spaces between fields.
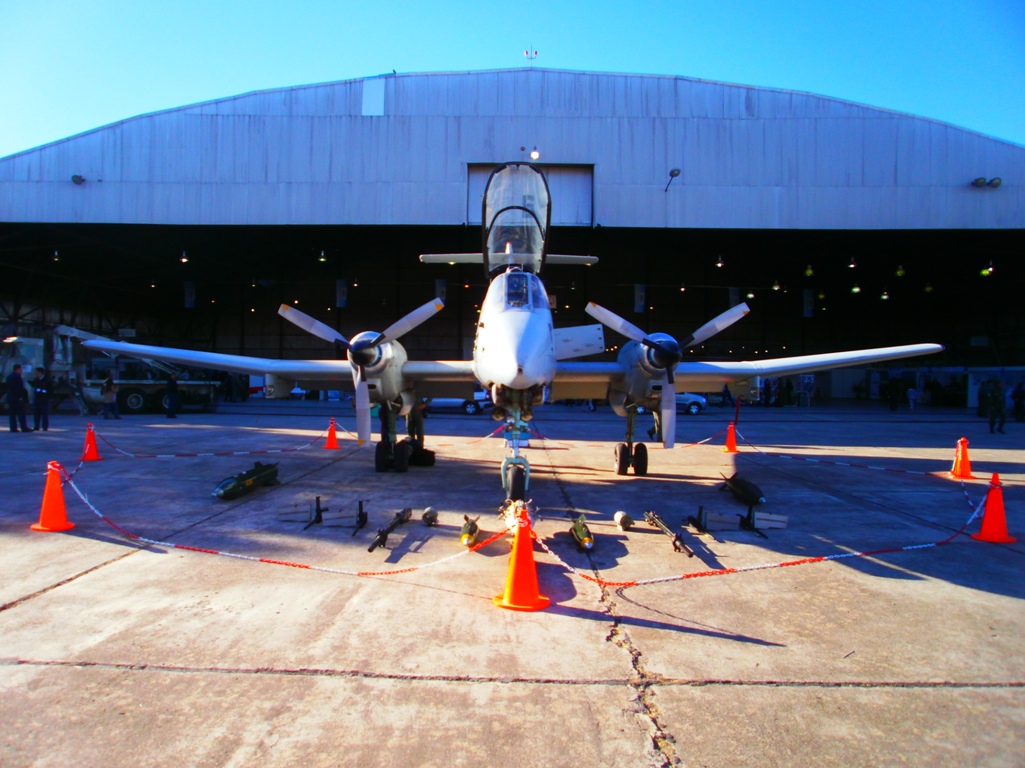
xmin=482 ymin=163 xmax=551 ymax=278
xmin=481 ymin=268 xmax=551 ymax=315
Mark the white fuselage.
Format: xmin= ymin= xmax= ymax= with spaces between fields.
xmin=472 ymin=269 xmax=557 ymax=395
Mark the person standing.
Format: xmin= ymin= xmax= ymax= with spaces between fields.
xmin=31 ymin=367 xmax=53 ymax=431
xmin=987 ymin=380 xmax=1007 ymax=434
xmin=906 ymin=385 xmax=918 ymax=411
xmin=102 ymin=375 xmax=120 ymax=419
xmin=5 ymin=364 xmax=31 ymax=433
xmin=1012 ymin=383 xmax=1025 ymax=423
xmin=166 ymin=373 xmax=179 ymax=418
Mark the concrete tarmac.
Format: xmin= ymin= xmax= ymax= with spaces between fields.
xmin=1 ymin=401 xmax=1022 ymax=767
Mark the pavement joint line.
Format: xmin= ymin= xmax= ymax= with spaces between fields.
xmin=4 ymin=658 xmax=1023 ymax=689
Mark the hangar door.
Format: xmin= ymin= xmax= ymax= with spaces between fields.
xmin=467 ymin=164 xmax=593 ymax=226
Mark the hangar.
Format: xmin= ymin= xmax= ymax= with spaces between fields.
xmin=1 ymin=68 xmax=1023 ymax=370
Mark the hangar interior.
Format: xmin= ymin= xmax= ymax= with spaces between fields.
xmin=1 ymin=69 xmax=1022 ymax=380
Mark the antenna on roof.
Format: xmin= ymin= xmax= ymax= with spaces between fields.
xmin=524 ymin=48 xmax=538 ymax=67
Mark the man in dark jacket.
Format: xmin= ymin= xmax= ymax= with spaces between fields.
xmin=166 ymin=373 xmax=179 ymax=418
xmin=31 ymin=367 xmax=53 ymax=431
xmin=6 ymin=364 xmax=30 ymax=433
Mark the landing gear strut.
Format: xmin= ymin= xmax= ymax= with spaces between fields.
xmin=614 ymin=406 xmax=648 ymax=476
xmin=500 ymin=403 xmax=532 ymax=501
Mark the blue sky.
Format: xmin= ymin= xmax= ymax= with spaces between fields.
xmin=1 ymin=0 xmax=1023 ymax=158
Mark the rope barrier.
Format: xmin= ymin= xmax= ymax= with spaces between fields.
xmin=95 ymin=428 xmax=328 ymax=459
xmin=57 ymin=464 xmax=508 ymax=578
xmin=55 ymin=420 xmax=1002 ymax=593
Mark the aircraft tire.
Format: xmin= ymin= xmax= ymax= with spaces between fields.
xmin=393 ymin=440 xmax=410 ymax=473
xmin=632 ymin=442 xmax=648 ymax=476
xmin=374 ymin=441 xmax=390 ymax=472
xmin=506 ymin=464 xmax=526 ymax=501
xmin=614 ymin=443 xmax=630 ymax=475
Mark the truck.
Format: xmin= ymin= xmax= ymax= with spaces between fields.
xmin=2 ymin=326 xmax=219 ymax=415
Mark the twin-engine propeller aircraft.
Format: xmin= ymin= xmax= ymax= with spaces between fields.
xmin=83 ymin=162 xmax=942 ymax=500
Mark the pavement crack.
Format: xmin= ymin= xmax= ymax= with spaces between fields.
xmin=537 ymin=426 xmax=681 ymax=767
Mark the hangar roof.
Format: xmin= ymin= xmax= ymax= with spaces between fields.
xmin=1 ymin=68 xmax=1022 ymax=229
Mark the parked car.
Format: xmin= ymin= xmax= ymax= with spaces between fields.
xmin=424 ymin=389 xmax=493 ymax=415
xmin=637 ymin=392 xmax=707 ymax=416
xmin=676 ymin=392 xmax=707 ymax=415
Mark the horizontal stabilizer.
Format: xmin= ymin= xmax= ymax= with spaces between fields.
xmin=420 ymin=253 xmax=598 ymax=266
xmin=419 ymin=253 xmax=483 ymax=264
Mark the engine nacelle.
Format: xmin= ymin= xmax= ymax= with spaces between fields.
xmin=264 ymin=374 xmax=296 ymax=399
xmin=348 ymin=332 xmax=409 ymax=404
xmin=612 ymin=334 xmax=679 ymax=406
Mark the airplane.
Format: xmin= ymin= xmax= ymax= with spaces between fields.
xmin=82 ymin=162 xmax=943 ymax=500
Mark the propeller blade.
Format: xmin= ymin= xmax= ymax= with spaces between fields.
xmin=371 ymin=298 xmax=445 ymax=346
xmin=352 ymin=368 xmax=371 ymax=445
xmin=680 ymin=303 xmax=750 ymax=348
xmin=585 ymin=302 xmax=648 ymax=343
xmin=661 ymin=377 xmax=676 ymax=449
xmin=278 ymin=304 xmax=351 ymax=348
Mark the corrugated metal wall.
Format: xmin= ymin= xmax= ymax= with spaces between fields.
xmin=1 ymin=68 xmax=1022 ymax=228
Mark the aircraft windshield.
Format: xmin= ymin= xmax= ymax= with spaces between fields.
xmin=482 ymin=163 xmax=550 ymax=277
xmin=482 ymin=270 xmax=551 ymax=314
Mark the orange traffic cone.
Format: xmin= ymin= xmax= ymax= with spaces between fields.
xmin=82 ymin=423 xmax=102 ymax=461
xmin=949 ymin=436 xmax=974 ymax=480
xmin=324 ymin=417 xmax=340 ymax=450
xmin=972 ymin=473 xmax=1016 ymax=543
xmin=723 ymin=422 xmax=738 ymax=453
xmin=494 ymin=506 xmax=550 ymax=612
xmin=31 ymin=461 xmax=75 ymax=532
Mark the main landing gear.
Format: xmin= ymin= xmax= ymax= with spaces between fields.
xmin=614 ymin=406 xmax=648 ymax=476
xmin=374 ymin=401 xmax=435 ymax=473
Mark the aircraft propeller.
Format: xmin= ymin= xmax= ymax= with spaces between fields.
xmin=278 ymin=298 xmax=445 ymax=444
xmin=584 ymin=301 xmax=750 ymax=449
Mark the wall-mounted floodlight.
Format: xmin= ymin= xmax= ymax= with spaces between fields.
xmin=987 ymin=178 xmax=1001 ymax=188
xmin=530 ymin=146 xmax=540 ymax=161
xmin=664 ymin=168 xmax=681 ymax=192
xmin=971 ymin=178 xmax=987 ymax=187
xmin=71 ymin=175 xmax=85 ymax=185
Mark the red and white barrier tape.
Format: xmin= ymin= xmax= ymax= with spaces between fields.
xmin=56 ymin=464 xmax=505 ymax=578
xmin=95 ymin=429 xmax=328 ymax=459
xmin=532 ymin=498 xmax=986 ymax=591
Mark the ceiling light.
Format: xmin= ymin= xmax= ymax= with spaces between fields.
xmin=716 ymin=255 xmax=724 ymax=268
xmin=895 ymin=264 xmax=906 ymax=277
xmin=772 ymin=280 xmax=780 ymax=291
xmin=848 ymin=257 xmax=857 ymax=268
xmin=880 ymin=290 xmax=890 ymax=300
xmin=52 ymin=250 xmax=59 ymax=262
xmin=530 ymin=146 xmax=540 ymax=161
xmin=851 ymin=284 xmax=861 ymax=294
xmin=804 ymin=265 xmax=814 ymax=277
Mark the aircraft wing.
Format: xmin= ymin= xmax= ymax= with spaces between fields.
xmin=551 ymin=343 xmax=944 ymax=399
xmin=79 ymin=339 xmax=476 ymax=389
